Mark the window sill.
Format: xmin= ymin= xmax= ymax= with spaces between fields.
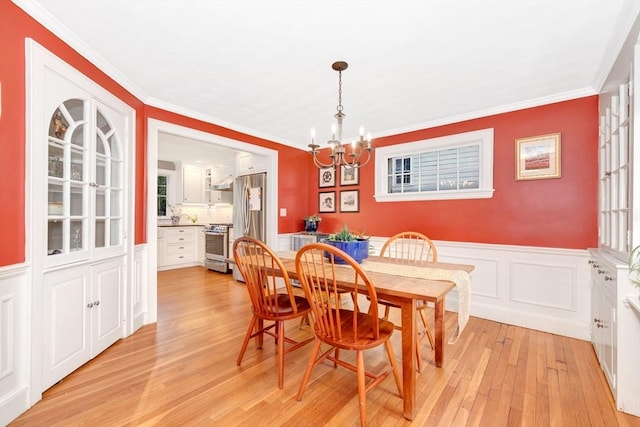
xmin=374 ymin=188 xmax=495 ymax=202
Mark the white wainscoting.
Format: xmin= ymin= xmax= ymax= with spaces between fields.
xmin=278 ymin=235 xmax=591 ymax=340
xmin=0 ymin=264 xmax=30 ymax=426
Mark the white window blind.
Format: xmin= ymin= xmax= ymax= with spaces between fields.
xmin=375 ymin=128 xmax=494 ymax=201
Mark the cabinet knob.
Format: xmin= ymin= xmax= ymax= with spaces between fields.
xmin=604 ymin=276 xmax=613 ymax=281
xmin=87 ymin=302 xmax=94 ymax=308
xmin=94 ymin=300 xmax=100 ymax=306
xmin=597 ymin=269 xmax=605 ymax=275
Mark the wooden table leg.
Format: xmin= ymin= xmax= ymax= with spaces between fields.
xmin=400 ymin=298 xmax=417 ymax=420
xmin=434 ymin=298 xmax=444 ymax=367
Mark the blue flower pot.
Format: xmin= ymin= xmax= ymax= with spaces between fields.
xmin=305 ymin=220 xmax=319 ymax=232
xmin=322 ymin=239 xmax=369 ymax=264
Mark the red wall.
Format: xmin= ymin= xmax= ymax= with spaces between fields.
xmin=0 ymin=2 xmax=598 ymax=267
xmin=311 ymin=97 xmax=599 ymax=249
xmin=145 ymin=106 xmax=311 ymax=234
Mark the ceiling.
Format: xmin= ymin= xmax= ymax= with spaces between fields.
xmin=15 ymin=0 xmax=640 ymax=150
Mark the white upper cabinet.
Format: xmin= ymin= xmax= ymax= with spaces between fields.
xmin=236 ymin=152 xmax=267 ymax=176
xmin=181 ymin=164 xmax=204 ymax=204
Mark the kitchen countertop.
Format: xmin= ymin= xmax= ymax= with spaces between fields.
xmin=158 ymin=224 xmax=205 ymax=227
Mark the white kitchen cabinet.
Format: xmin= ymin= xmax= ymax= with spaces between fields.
xmin=236 ymin=152 xmax=267 ymax=176
xmin=157 ymin=226 xmax=203 ymax=270
xmin=209 ymin=190 xmax=233 ymax=204
xmin=197 ymin=226 xmax=206 ymax=265
xmin=181 ymin=164 xmax=204 ymax=204
xmin=42 ymin=258 xmax=123 ymax=390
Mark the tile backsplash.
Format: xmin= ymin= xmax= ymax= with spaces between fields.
xmin=158 ymin=205 xmax=233 ymax=226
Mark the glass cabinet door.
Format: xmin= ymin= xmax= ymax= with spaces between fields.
xmin=47 ymin=99 xmax=88 ymax=258
xmin=46 ymin=99 xmax=123 ymax=263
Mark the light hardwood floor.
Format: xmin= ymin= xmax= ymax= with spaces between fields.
xmin=11 ymin=266 xmax=640 ymax=426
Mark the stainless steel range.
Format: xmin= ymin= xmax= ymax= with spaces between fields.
xmin=204 ymin=224 xmax=232 ymax=273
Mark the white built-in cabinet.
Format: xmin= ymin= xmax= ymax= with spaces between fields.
xmin=181 ymin=164 xmax=204 ymax=204
xmin=591 ymin=24 xmax=640 ymax=417
xmin=236 ymin=152 xmax=267 ymax=176
xmin=42 ymin=258 xmax=123 ymax=390
xmin=157 ymin=226 xmax=203 ymax=270
xmin=27 ymin=40 xmax=135 ymax=395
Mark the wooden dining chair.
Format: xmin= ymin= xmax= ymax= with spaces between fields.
xmin=377 ymin=231 xmax=438 ymax=372
xmin=233 ymin=236 xmax=313 ymax=389
xmin=295 ymin=243 xmax=403 ymax=427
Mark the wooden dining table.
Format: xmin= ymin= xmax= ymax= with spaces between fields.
xmin=273 ymin=251 xmax=475 ymax=421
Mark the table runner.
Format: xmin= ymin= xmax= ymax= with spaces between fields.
xmin=360 ymin=259 xmax=470 ymax=344
xmin=277 ymin=251 xmax=470 ymax=344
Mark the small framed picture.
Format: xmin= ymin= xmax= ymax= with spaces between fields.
xmin=515 ymin=133 xmax=561 ymax=180
xmin=340 ymin=190 xmax=359 ymax=213
xmin=319 ymin=167 xmax=336 ymax=187
xmin=340 ymin=165 xmax=359 ymax=186
xmin=319 ymin=191 xmax=336 ymax=213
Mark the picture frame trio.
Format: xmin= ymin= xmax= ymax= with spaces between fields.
xmin=318 ymin=165 xmax=360 ymax=213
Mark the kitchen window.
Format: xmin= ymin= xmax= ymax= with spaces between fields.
xmin=157 ymin=175 xmax=168 ymax=216
xmin=374 ymin=128 xmax=495 ymax=201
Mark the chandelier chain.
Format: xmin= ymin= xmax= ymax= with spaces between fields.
xmin=337 ymin=69 xmax=343 ymax=113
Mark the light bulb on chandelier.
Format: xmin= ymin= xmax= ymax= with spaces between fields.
xmin=308 ymin=61 xmax=373 ymax=170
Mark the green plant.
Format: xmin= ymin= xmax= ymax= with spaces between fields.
xmin=629 ymin=246 xmax=640 ymax=290
xmin=328 ymin=224 xmax=367 ymax=241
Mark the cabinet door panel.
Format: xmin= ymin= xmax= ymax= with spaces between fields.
xmin=43 ymin=267 xmax=91 ymax=390
xmin=92 ymin=259 xmax=124 ymax=356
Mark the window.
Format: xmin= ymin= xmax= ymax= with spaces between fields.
xmin=157 ymin=175 xmax=168 ymax=216
xmin=375 ymin=128 xmax=494 ymax=201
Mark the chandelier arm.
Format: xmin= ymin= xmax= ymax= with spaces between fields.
xmin=311 ymin=152 xmax=338 ymax=169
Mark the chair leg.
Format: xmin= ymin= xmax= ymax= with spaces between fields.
xmin=383 ymin=305 xmax=391 ymax=320
xmin=356 ymin=350 xmax=366 ymax=427
xmin=297 ymin=339 xmax=322 ymax=401
xmin=237 ymin=315 xmax=258 ymax=366
xmin=415 ymin=331 xmax=423 ymax=373
xmin=277 ymin=320 xmax=286 ymax=389
xmin=350 ymin=293 xmax=360 ymax=312
xmin=384 ymin=339 xmax=403 ymax=397
xmin=418 ymin=308 xmax=435 ymax=349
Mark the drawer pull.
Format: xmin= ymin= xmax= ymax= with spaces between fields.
xmin=604 ymin=276 xmax=613 ymax=281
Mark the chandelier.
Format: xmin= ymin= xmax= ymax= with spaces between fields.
xmin=308 ymin=61 xmax=373 ymax=169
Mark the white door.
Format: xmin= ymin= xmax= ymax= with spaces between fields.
xmin=92 ymin=259 xmax=124 ymax=355
xmin=42 ymin=266 xmax=91 ymax=390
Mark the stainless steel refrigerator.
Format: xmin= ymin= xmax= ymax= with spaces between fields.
xmin=232 ymin=172 xmax=267 ymax=281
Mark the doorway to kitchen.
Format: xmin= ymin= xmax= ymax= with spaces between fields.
xmin=145 ymin=119 xmax=278 ymax=323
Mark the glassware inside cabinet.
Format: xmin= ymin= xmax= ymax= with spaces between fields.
xmin=70 ymin=220 xmax=83 ymax=251
xmin=48 ymin=143 xmax=64 ymax=178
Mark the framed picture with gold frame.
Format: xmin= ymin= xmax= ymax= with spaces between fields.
xmin=515 ymin=133 xmax=561 ymax=180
